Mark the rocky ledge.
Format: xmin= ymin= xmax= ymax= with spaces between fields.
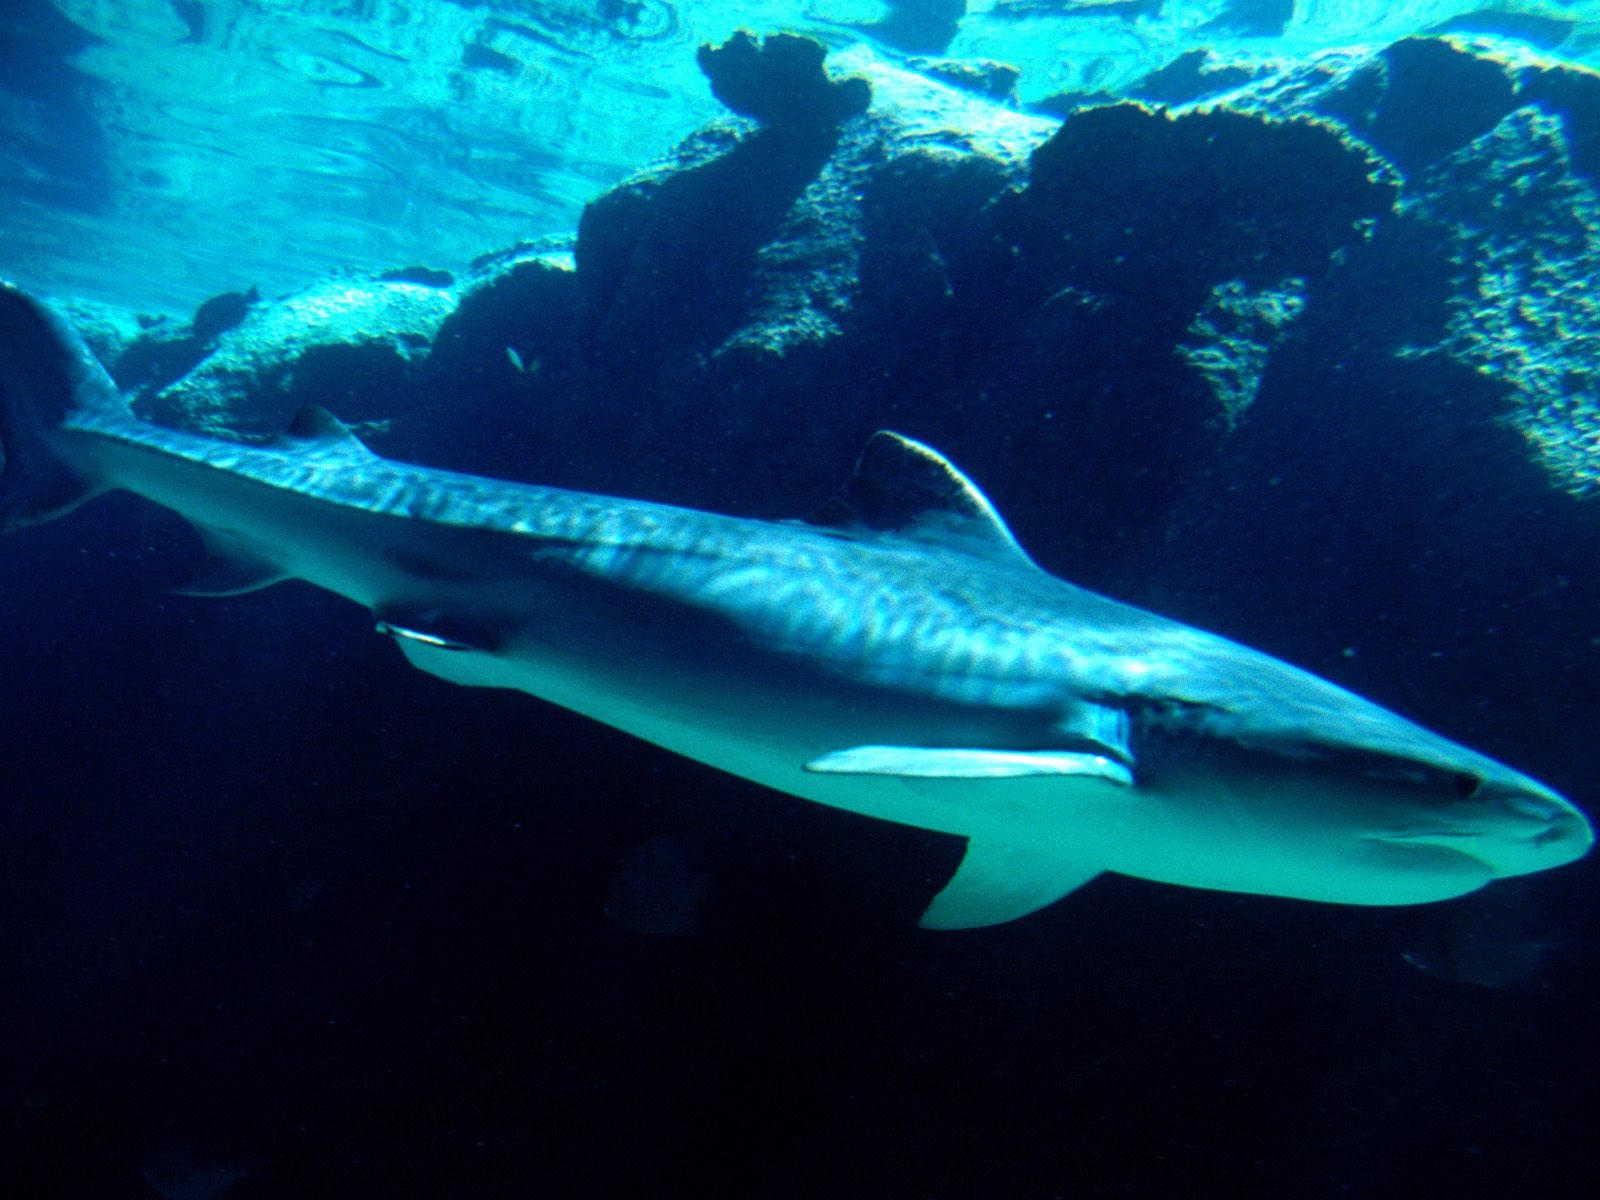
xmin=36 ymin=31 xmax=1600 ymax=793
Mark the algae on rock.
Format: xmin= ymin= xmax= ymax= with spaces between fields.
xmin=1410 ymin=105 xmax=1600 ymax=496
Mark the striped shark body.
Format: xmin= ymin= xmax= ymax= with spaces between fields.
xmin=0 ymin=282 xmax=1589 ymax=927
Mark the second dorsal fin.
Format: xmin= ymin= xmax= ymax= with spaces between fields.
xmin=281 ymin=404 xmax=372 ymax=456
xmin=811 ymin=431 xmax=1031 ymax=564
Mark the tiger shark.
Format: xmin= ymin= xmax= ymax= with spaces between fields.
xmin=0 ymin=282 xmax=1590 ymax=927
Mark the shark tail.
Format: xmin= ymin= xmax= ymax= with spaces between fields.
xmin=0 ymin=282 xmax=131 ymax=531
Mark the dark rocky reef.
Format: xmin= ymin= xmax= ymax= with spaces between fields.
xmin=906 ymin=56 xmax=1021 ymax=102
xmin=63 ymin=33 xmax=1600 ymax=803
xmin=122 ymin=271 xmax=458 ymax=439
xmin=696 ymin=30 xmax=873 ymax=130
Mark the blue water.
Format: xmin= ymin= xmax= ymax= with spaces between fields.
xmin=2 ymin=4 xmax=1598 ymax=1198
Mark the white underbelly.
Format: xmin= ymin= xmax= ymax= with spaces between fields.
xmin=390 ymin=637 xmax=1131 ymax=845
xmin=391 ymin=640 xmax=1492 ymax=908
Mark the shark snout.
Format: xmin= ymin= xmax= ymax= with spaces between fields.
xmin=1527 ymin=801 xmax=1594 ymax=860
xmin=1536 ymin=810 xmax=1591 ymax=852
xmin=1464 ymin=777 xmax=1592 ymax=878
xmin=1369 ymin=772 xmax=1592 ymax=880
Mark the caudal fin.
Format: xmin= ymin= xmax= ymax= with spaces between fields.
xmin=0 ymin=281 xmax=132 ymax=531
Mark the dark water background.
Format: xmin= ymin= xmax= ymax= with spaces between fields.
xmin=0 ymin=463 xmax=1595 ymax=1199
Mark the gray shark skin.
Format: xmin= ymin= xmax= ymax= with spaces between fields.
xmin=0 ymin=282 xmax=1591 ymax=928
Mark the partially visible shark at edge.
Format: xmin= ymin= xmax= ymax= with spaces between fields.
xmin=0 ymin=283 xmax=1590 ymax=928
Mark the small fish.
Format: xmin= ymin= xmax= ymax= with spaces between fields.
xmin=190 ymin=284 xmax=259 ymax=342
xmin=505 ymin=345 xmax=539 ymax=374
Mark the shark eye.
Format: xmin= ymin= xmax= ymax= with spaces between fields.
xmin=1452 ymin=772 xmax=1483 ymax=799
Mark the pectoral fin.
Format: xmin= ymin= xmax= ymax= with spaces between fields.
xmin=803 ymin=745 xmax=1133 ymax=785
xmin=920 ymin=840 xmax=1102 ymax=929
xmin=172 ymin=526 xmax=289 ymax=596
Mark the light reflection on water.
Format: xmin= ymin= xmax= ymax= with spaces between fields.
xmin=2 ymin=0 xmax=1592 ymax=312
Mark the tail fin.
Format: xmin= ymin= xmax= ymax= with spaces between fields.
xmin=0 ymin=281 xmax=132 ymax=531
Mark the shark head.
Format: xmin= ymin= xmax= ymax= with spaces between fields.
xmin=1326 ymin=742 xmax=1591 ymax=882
xmin=1123 ymin=647 xmax=1594 ymax=904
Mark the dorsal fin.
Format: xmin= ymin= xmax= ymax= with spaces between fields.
xmin=811 ymin=431 xmax=1031 ymax=563
xmin=282 ymin=404 xmax=372 ymax=455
